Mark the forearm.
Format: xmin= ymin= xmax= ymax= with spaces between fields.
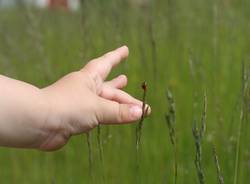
xmin=0 ymin=75 xmax=49 ymax=149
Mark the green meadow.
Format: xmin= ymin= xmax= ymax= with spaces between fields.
xmin=0 ymin=0 xmax=249 ymax=183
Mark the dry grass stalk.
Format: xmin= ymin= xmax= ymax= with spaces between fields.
xmin=97 ymin=125 xmax=106 ymax=183
xmin=86 ymin=132 xmax=93 ymax=181
xmin=97 ymin=124 xmax=104 ymax=162
xmin=165 ymin=89 xmax=177 ymax=184
xmin=192 ymin=93 xmax=207 ymax=184
xmin=136 ymin=82 xmax=148 ymax=151
xmin=212 ymin=145 xmax=224 ymax=184
xmin=135 ymin=81 xmax=149 ymax=182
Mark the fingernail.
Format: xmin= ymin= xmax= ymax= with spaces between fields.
xmin=144 ymin=104 xmax=151 ymax=115
xmin=130 ymin=106 xmax=142 ymax=119
xmin=121 ymin=45 xmax=128 ymax=49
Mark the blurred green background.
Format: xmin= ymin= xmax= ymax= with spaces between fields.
xmin=0 ymin=0 xmax=249 ymax=183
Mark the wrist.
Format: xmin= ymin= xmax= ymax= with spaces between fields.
xmin=38 ymin=88 xmax=71 ymax=151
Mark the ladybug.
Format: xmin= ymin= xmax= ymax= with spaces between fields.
xmin=141 ymin=81 xmax=147 ymax=91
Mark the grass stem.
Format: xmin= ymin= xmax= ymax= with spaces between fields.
xmin=192 ymin=93 xmax=207 ymax=184
xmin=212 ymin=144 xmax=224 ymax=184
xmin=165 ymin=89 xmax=177 ymax=184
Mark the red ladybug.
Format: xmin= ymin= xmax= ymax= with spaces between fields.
xmin=141 ymin=81 xmax=147 ymax=91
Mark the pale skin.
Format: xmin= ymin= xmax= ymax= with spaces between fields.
xmin=0 ymin=46 xmax=151 ymax=151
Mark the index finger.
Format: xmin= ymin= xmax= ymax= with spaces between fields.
xmin=83 ymin=46 xmax=129 ymax=80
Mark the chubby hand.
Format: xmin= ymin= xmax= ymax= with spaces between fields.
xmin=40 ymin=46 xmax=151 ymax=150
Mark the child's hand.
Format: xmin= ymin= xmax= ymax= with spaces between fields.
xmin=39 ymin=46 xmax=150 ymax=150
xmin=0 ymin=46 xmax=150 ymax=151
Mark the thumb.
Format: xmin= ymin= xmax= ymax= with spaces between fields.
xmin=96 ymin=98 xmax=146 ymax=124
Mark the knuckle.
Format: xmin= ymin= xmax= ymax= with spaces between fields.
xmin=94 ymin=98 xmax=104 ymax=123
xmin=112 ymin=91 xmax=118 ymax=101
xmin=117 ymin=104 xmax=125 ymax=123
xmin=79 ymin=69 xmax=99 ymax=93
